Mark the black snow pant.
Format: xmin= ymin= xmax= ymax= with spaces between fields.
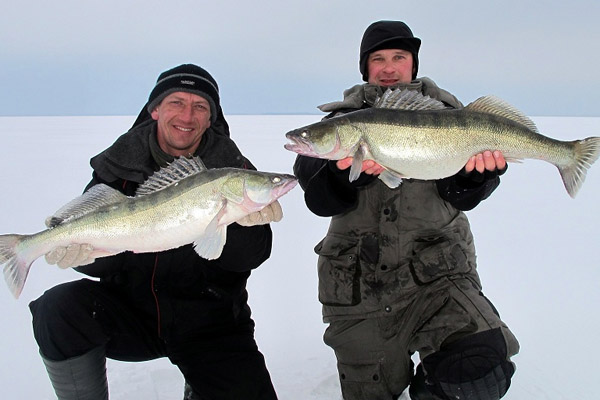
xmin=29 ymin=279 xmax=277 ymax=400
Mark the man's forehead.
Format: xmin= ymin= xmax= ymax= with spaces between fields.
xmin=165 ymin=91 xmax=210 ymax=103
xmin=370 ymin=48 xmax=412 ymax=56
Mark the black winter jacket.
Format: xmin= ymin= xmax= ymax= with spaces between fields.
xmin=75 ymin=119 xmax=272 ymax=341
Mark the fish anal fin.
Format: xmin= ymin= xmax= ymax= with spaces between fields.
xmin=504 ymin=156 xmax=524 ymax=164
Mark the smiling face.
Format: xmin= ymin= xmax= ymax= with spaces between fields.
xmin=151 ymin=92 xmax=212 ymax=157
xmin=367 ymin=48 xmax=414 ymax=87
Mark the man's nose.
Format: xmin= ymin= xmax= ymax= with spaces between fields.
xmin=179 ymin=105 xmax=194 ymax=121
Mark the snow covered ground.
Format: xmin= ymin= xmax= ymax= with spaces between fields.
xmin=0 ymin=115 xmax=598 ymax=399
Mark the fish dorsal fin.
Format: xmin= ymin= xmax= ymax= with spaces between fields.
xmin=135 ymin=156 xmax=207 ymax=197
xmin=45 ymin=184 xmax=127 ymax=228
xmin=466 ymin=96 xmax=539 ymax=133
xmin=374 ymin=88 xmax=447 ymax=111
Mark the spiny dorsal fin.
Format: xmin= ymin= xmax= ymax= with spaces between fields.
xmin=374 ymin=88 xmax=447 ymax=111
xmin=45 ymin=184 xmax=127 ymax=228
xmin=135 ymin=156 xmax=207 ymax=197
xmin=466 ymin=96 xmax=539 ymax=133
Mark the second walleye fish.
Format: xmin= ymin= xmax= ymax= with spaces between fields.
xmin=284 ymin=89 xmax=600 ymax=197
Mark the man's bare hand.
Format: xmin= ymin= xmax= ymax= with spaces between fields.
xmin=464 ymin=151 xmax=506 ymax=173
xmin=336 ymin=158 xmax=385 ymax=176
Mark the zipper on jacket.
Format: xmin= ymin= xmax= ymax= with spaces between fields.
xmin=151 ymin=254 xmax=162 ymax=338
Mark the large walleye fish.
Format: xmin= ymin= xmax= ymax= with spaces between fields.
xmin=0 ymin=157 xmax=297 ymax=298
xmin=284 ymin=89 xmax=600 ymax=197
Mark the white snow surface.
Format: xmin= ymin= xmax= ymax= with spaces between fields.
xmin=0 ymin=115 xmax=598 ymax=399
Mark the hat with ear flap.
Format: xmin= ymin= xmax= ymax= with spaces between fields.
xmin=359 ymin=20 xmax=421 ymax=81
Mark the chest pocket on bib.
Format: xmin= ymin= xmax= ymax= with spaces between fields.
xmin=315 ymin=234 xmax=361 ymax=306
xmin=410 ymin=229 xmax=471 ymax=285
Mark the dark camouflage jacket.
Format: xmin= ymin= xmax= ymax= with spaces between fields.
xmin=294 ymin=78 xmax=502 ymax=321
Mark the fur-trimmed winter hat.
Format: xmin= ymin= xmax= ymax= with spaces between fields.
xmin=359 ymin=21 xmax=421 ymax=82
xmin=146 ymin=64 xmax=220 ymax=123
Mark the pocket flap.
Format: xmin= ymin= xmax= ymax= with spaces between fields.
xmin=338 ymin=361 xmax=382 ymax=383
xmin=314 ymin=234 xmax=359 ymax=257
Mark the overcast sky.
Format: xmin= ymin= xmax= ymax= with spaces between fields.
xmin=1 ymin=0 xmax=599 ymax=117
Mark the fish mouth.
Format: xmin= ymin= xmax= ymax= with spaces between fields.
xmin=279 ymin=176 xmax=298 ymax=195
xmin=284 ymin=134 xmax=315 ymax=155
xmin=241 ymin=175 xmax=298 ymax=211
xmin=284 ymin=132 xmax=342 ymax=159
xmin=270 ymin=175 xmax=298 ymax=199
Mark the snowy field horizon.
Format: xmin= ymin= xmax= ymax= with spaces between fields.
xmin=0 ymin=115 xmax=598 ymax=399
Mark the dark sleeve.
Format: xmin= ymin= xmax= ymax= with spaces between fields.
xmin=74 ymin=252 xmax=127 ymax=278
xmin=208 ymin=223 xmax=272 ymax=272
xmin=437 ymin=165 xmax=507 ymax=211
xmin=293 ymin=154 xmax=376 ymax=217
xmin=84 ymin=171 xmax=136 ymax=194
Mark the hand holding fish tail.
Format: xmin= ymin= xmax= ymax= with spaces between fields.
xmin=45 ymin=243 xmax=95 ymax=269
xmin=236 ymin=201 xmax=283 ymax=227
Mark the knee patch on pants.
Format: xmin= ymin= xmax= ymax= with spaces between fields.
xmin=422 ymin=328 xmax=515 ymax=400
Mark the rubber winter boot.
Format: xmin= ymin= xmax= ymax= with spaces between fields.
xmin=409 ymin=364 xmax=442 ymax=400
xmin=42 ymin=346 xmax=109 ymax=400
xmin=183 ymin=381 xmax=203 ymax=400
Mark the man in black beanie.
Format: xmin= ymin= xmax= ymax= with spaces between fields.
xmin=293 ymin=21 xmax=519 ymax=400
xmin=29 ymin=64 xmax=280 ymax=400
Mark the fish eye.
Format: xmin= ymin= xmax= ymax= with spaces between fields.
xmin=300 ymin=130 xmax=310 ymax=139
xmin=272 ymin=176 xmax=282 ymax=184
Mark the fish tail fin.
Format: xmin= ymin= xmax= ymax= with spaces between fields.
xmin=559 ymin=137 xmax=600 ymax=198
xmin=0 ymin=234 xmax=33 ymax=299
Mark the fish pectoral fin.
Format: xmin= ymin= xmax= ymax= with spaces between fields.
xmin=192 ymin=206 xmax=228 ymax=260
xmin=378 ymin=169 xmax=404 ymax=188
xmin=192 ymin=225 xmax=227 ymax=260
xmin=349 ymin=146 xmax=366 ymax=182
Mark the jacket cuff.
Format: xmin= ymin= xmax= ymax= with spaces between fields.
xmin=455 ymin=164 xmax=508 ymax=188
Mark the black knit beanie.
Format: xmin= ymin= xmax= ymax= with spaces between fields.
xmin=145 ymin=64 xmax=220 ymax=123
xmin=359 ymin=21 xmax=421 ymax=82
